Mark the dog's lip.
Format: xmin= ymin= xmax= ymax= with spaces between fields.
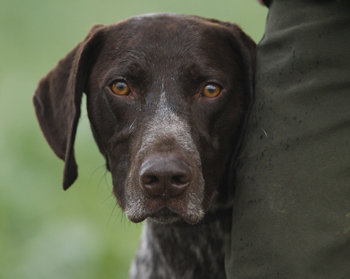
xmin=126 ymin=198 xmax=205 ymax=224
xmin=149 ymin=208 xmax=181 ymax=224
xmin=149 ymin=206 xmax=204 ymax=225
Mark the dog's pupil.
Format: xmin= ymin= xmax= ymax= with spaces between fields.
xmin=206 ymin=85 xmax=216 ymax=94
xmin=117 ymin=82 xmax=126 ymax=91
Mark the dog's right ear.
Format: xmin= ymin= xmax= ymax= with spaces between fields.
xmin=33 ymin=24 xmax=105 ymax=190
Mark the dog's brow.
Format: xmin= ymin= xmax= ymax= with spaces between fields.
xmin=128 ymin=49 xmax=147 ymax=60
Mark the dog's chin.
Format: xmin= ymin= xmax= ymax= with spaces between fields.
xmin=149 ymin=208 xmax=182 ymax=224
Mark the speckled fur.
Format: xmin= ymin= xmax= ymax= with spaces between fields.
xmin=124 ymin=91 xmax=205 ymax=224
xmin=129 ymin=211 xmax=232 ymax=279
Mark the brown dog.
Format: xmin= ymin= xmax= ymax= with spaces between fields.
xmin=34 ymin=13 xmax=255 ymax=279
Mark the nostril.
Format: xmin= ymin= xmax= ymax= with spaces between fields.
xmin=169 ymin=175 xmax=190 ymax=197
xmin=171 ymin=175 xmax=190 ymax=186
xmin=141 ymin=175 xmax=159 ymax=186
xmin=140 ymin=173 xmax=163 ymax=197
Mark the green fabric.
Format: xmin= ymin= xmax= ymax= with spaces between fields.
xmin=226 ymin=0 xmax=350 ymax=278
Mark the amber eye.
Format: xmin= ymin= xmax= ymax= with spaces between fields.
xmin=202 ymin=84 xmax=221 ymax=98
xmin=111 ymin=81 xmax=130 ymax=95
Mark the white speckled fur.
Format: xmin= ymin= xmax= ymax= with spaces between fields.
xmin=124 ymin=91 xmax=205 ymax=224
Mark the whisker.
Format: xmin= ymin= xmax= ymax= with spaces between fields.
xmin=88 ymin=164 xmax=107 ymax=187
xmin=99 ymin=193 xmax=115 ymax=207
xmin=107 ymin=202 xmax=119 ymax=226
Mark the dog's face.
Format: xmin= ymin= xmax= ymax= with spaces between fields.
xmin=33 ymin=14 xmax=255 ymax=225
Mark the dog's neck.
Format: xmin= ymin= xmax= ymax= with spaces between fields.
xmin=128 ymin=207 xmax=232 ymax=279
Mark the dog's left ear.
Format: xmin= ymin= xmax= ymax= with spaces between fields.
xmin=227 ymin=24 xmax=256 ymax=164
xmin=33 ymin=24 xmax=105 ymax=190
xmin=218 ymin=24 xmax=256 ymax=203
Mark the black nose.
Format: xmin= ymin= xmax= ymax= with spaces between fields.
xmin=139 ymin=153 xmax=192 ymax=198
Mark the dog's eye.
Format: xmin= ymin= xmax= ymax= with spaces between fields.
xmin=111 ymin=81 xmax=130 ymax=95
xmin=202 ymin=84 xmax=221 ymax=98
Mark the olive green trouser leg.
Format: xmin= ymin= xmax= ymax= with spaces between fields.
xmin=226 ymin=1 xmax=350 ymax=278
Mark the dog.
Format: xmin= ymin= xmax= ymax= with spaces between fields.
xmin=33 ymin=13 xmax=255 ymax=279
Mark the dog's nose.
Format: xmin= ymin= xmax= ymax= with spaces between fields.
xmin=139 ymin=153 xmax=192 ymax=198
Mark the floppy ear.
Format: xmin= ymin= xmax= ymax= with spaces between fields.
xmin=218 ymin=24 xmax=256 ymax=204
xmin=228 ymin=24 xmax=256 ymax=166
xmin=33 ymin=24 xmax=105 ymax=190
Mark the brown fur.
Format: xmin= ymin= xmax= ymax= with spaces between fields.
xmin=33 ymin=13 xmax=255 ymax=278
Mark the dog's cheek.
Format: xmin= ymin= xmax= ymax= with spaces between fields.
xmin=200 ymin=109 xmax=243 ymax=208
xmin=109 ymin=125 xmax=147 ymax=213
xmin=109 ymin=150 xmax=132 ymax=209
xmin=201 ymin=159 xmax=223 ymax=209
xmin=86 ymin=93 xmax=119 ymax=143
xmin=87 ymin=108 xmax=136 ymax=210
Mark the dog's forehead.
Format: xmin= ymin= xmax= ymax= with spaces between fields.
xmin=92 ymin=14 xmax=238 ymax=86
xmin=100 ymin=14 xmax=232 ymax=62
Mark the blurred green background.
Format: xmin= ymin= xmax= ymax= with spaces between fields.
xmin=0 ymin=0 xmax=267 ymax=278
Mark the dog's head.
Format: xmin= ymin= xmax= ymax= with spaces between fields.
xmin=33 ymin=13 xmax=255 ymax=225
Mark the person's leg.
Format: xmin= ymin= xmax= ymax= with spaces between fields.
xmin=226 ymin=1 xmax=350 ymax=278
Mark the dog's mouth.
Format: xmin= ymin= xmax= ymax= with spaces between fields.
xmin=124 ymin=196 xmax=206 ymax=225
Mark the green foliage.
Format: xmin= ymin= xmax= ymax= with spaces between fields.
xmin=0 ymin=0 xmax=267 ymax=278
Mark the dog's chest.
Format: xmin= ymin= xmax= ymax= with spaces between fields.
xmin=129 ymin=217 xmax=230 ymax=279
